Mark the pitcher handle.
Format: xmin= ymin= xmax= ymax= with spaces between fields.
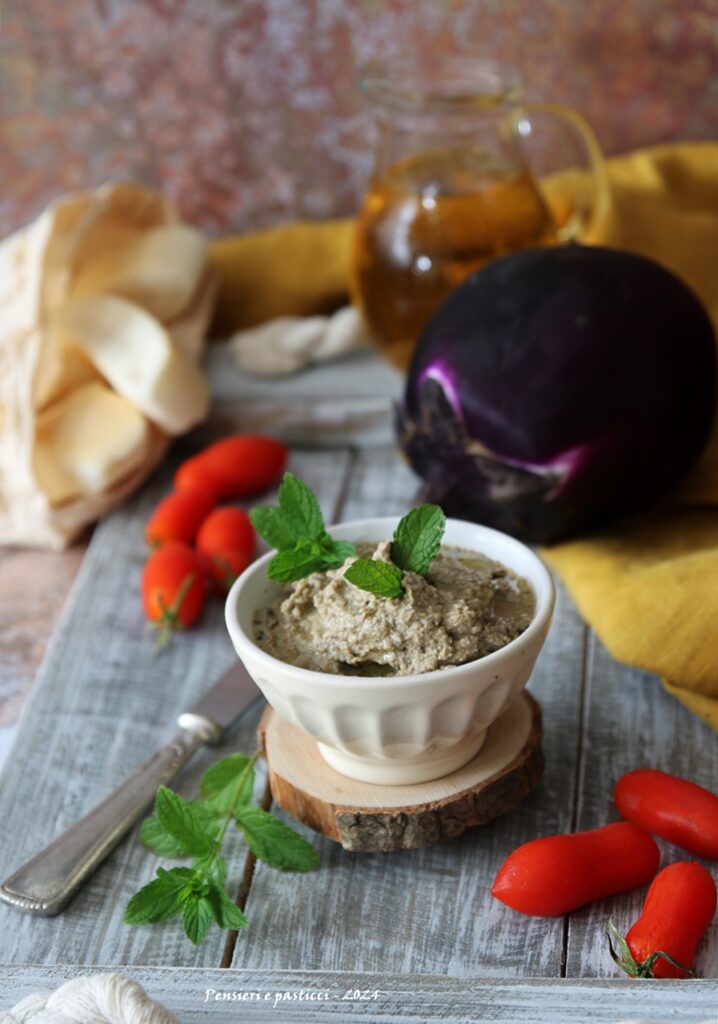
xmin=508 ymin=101 xmax=611 ymax=241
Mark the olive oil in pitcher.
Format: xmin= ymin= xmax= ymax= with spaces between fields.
xmin=351 ymin=145 xmax=558 ymax=369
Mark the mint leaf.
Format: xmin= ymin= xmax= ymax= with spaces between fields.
xmin=236 ymin=806 xmax=320 ymax=872
xmin=267 ymin=535 xmax=356 ymax=581
xmin=206 ymin=883 xmax=249 ymax=930
xmin=182 ymin=894 xmax=214 ymax=945
xmin=141 ymin=800 xmax=219 ymax=858
xmin=391 ymin=504 xmax=445 ymax=576
xmin=140 ymin=816 xmax=187 ymax=858
xmin=192 ymin=852 xmax=227 ymax=886
xmin=317 ymin=537 xmax=356 ymax=568
xmin=155 ymin=787 xmax=218 ymax=857
xmin=267 ymin=547 xmax=326 ymax=583
xmin=123 ymin=866 xmax=195 ymax=924
xmin=250 ymin=506 xmax=296 ymax=551
xmin=278 ymin=473 xmax=325 ymax=542
xmin=250 ymin=475 xmax=356 ymax=585
xmin=344 ymin=559 xmax=405 ymax=599
xmin=200 ymin=755 xmax=254 ymax=812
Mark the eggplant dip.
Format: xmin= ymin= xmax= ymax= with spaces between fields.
xmin=253 ymin=541 xmax=535 ymax=677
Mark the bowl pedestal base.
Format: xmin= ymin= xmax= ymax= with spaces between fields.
xmin=257 ymin=692 xmax=543 ymax=853
xmin=317 ymin=722 xmax=489 ymax=786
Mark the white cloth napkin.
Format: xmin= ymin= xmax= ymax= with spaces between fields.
xmin=229 ymin=304 xmax=369 ymax=376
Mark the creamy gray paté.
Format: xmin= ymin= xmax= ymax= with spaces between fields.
xmin=253 ymin=541 xmax=535 ymax=677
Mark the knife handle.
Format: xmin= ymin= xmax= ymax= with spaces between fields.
xmin=0 ymin=718 xmax=215 ymax=916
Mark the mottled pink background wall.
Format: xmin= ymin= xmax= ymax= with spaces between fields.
xmin=2 ymin=0 xmax=717 ymax=238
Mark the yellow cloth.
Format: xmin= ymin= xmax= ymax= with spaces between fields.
xmin=209 ymin=142 xmax=718 ymax=729
xmin=210 ymin=219 xmax=354 ymax=335
xmin=540 ymin=143 xmax=718 ymax=730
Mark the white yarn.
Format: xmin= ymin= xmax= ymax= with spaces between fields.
xmin=616 ymin=1019 xmax=718 ymax=1024
xmin=0 ymin=974 xmax=176 ymax=1024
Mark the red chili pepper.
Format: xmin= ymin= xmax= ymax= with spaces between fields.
xmin=608 ymin=861 xmax=717 ymax=978
xmin=615 ymin=768 xmax=718 ymax=860
xmin=145 ymin=489 xmax=216 ymax=547
xmin=196 ymin=506 xmax=256 ymax=592
xmin=491 ymin=822 xmax=659 ymax=917
xmin=175 ymin=435 xmax=287 ymax=501
xmin=141 ymin=542 xmax=207 ymax=648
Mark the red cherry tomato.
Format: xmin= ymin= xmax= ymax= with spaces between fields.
xmin=491 ymin=822 xmax=659 ymax=917
xmin=141 ymin=542 xmax=206 ymax=647
xmin=610 ymin=861 xmax=717 ymax=978
xmin=196 ymin=506 xmax=255 ymax=592
xmin=145 ymin=489 xmax=215 ymax=547
xmin=615 ymin=769 xmax=718 ymax=860
xmin=175 ymin=435 xmax=287 ymax=500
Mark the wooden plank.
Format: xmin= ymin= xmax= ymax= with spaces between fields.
xmin=565 ymin=634 xmax=718 ymax=979
xmin=0 ymin=543 xmax=87 ymax=728
xmin=207 ymin=347 xmax=401 ymax=448
xmin=231 ymin=447 xmax=589 ymax=977
xmin=0 ymin=448 xmax=350 ymax=968
xmin=1 ymin=967 xmax=715 ymax=1022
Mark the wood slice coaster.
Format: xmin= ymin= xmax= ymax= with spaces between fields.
xmin=258 ymin=692 xmax=543 ymax=853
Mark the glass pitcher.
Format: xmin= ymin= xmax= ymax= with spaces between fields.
xmin=351 ymin=55 xmax=609 ymax=370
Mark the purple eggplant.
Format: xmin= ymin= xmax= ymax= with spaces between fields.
xmin=396 ymin=245 xmax=716 ymax=542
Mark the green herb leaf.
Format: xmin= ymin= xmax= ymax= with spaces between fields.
xmin=192 ymin=852 xmax=228 ymax=886
xmin=155 ymin=786 xmax=218 ymax=857
xmin=139 ymin=816 xmax=187 ymax=858
xmin=123 ymin=866 xmax=195 ymax=925
xmin=126 ymin=746 xmax=318 ymax=948
xmin=206 ymin=883 xmax=249 ymax=930
xmin=318 ymin=537 xmax=357 ymax=568
xmin=235 ymin=806 xmax=320 ymax=872
xmin=391 ymin=504 xmax=446 ymax=576
xmin=250 ymin=506 xmax=297 ymax=551
xmin=182 ymin=894 xmax=214 ymax=945
xmin=141 ymin=800 xmax=220 ymax=858
xmin=278 ymin=473 xmax=325 ymax=542
xmin=250 ymin=475 xmax=357 ymax=585
xmin=344 ymin=558 xmax=405 ymax=599
xmin=267 ymin=547 xmax=326 ymax=583
xmin=200 ymin=755 xmax=255 ymax=813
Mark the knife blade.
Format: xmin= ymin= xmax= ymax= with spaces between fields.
xmin=0 ymin=660 xmax=262 ymax=917
xmin=181 ymin=658 xmax=261 ymax=735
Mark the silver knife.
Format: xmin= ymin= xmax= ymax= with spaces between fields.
xmin=0 ymin=660 xmax=261 ymax=917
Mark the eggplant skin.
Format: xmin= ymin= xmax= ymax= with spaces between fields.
xmin=398 ymin=245 xmax=717 ymax=543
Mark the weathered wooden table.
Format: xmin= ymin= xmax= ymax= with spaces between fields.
xmin=0 ymin=349 xmax=716 ymax=1020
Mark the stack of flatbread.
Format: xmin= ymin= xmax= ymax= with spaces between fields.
xmin=0 ymin=183 xmax=216 ymax=549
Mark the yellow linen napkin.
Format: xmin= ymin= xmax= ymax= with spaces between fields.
xmin=544 ymin=509 xmax=718 ymax=730
xmin=209 ymin=142 xmax=718 ymax=729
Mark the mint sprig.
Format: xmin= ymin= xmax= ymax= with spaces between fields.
xmin=250 ymin=472 xmax=356 ymax=582
xmin=123 ymin=749 xmax=319 ymax=946
xmin=251 ymin=474 xmax=446 ymax=601
xmin=344 ymin=504 xmax=445 ymax=600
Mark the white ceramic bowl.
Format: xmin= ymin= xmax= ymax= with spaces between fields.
xmin=225 ymin=518 xmax=555 ymax=785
